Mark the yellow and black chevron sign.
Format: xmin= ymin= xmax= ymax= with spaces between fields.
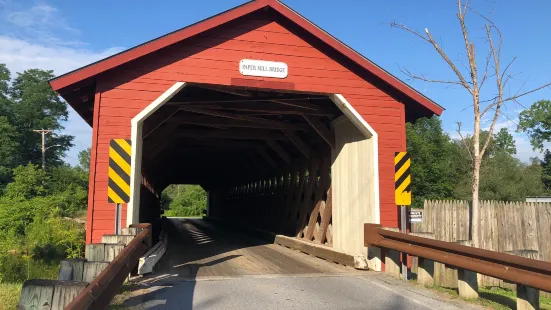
xmin=108 ymin=139 xmax=132 ymax=204
xmin=395 ymin=151 xmax=411 ymax=206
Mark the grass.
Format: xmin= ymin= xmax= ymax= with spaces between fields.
xmin=423 ymin=283 xmax=551 ymax=310
xmin=0 ymin=283 xmax=22 ymax=310
xmin=109 ymin=282 xmax=141 ymax=309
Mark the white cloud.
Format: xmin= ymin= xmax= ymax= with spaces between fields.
xmin=0 ymin=36 xmax=122 ymax=165
xmin=0 ymin=2 xmax=123 ymax=166
xmin=0 ymin=36 xmax=120 ymax=76
xmin=5 ymin=3 xmax=79 ymax=38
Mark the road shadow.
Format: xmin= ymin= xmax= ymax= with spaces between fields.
xmin=112 ymin=218 xmax=273 ymax=309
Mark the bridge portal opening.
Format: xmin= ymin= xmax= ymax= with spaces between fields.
xmin=129 ymin=83 xmax=379 ymax=254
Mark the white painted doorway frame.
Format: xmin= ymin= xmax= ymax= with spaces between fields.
xmin=126 ymin=85 xmax=381 ymax=228
xmin=127 ymin=82 xmax=187 ymax=226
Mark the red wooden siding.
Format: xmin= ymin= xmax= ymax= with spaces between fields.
xmin=89 ymin=17 xmax=405 ymax=242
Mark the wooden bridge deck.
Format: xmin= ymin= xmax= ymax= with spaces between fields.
xmin=155 ymin=218 xmax=357 ymax=278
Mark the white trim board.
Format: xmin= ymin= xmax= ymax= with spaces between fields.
xmin=127 ymin=82 xmax=187 ymax=226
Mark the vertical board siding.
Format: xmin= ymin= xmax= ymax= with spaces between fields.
xmin=90 ymin=17 xmax=406 ymax=242
xmin=331 ymin=116 xmax=378 ymax=256
xmin=412 ymin=200 xmax=551 ymax=289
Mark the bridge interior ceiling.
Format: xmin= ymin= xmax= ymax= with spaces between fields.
xmin=141 ymin=84 xmax=343 ymax=192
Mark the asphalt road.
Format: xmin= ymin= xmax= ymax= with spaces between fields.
xmin=112 ymin=219 xmax=482 ymax=310
xmin=115 ymin=272 xmax=482 ymax=310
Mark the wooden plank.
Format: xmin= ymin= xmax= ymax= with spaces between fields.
xmin=101 ymin=234 xmax=135 ymax=245
xmin=196 ymin=84 xmax=253 ymax=97
xmin=138 ymin=239 xmax=167 ymax=275
xmin=18 ymin=279 xmax=55 ymax=309
xmin=173 ymin=103 xmax=334 ymax=116
xmin=316 ymin=187 xmax=332 ymax=244
xmin=304 ymin=158 xmax=330 ymax=241
xmin=257 ymin=148 xmax=278 ymax=169
xmin=85 ymin=243 xmax=105 ymax=262
xmin=274 ymin=235 xmax=354 ymax=266
xmin=265 ymin=139 xmax=291 ymax=164
xmin=59 ymin=259 xmax=85 ymax=281
xmin=83 ymin=261 xmax=110 ymax=282
xmin=295 ymin=159 xmax=320 ymax=238
xmin=302 ymin=115 xmax=334 ymax=147
xmin=168 ymin=115 xmax=306 ymax=130
xmin=105 ymin=244 xmax=126 ymax=262
xmin=179 ymin=106 xmax=304 ymax=130
xmin=52 ymin=281 xmax=88 ymax=310
xmin=268 ymin=99 xmax=327 ymax=111
xmin=121 ymin=227 xmax=139 ymax=235
xmin=537 ymin=203 xmax=551 ymax=262
xmin=283 ymin=130 xmax=311 ymax=159
xmin=178 ymin=129 xmax=287 ymax=141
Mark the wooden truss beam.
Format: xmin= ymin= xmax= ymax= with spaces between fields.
xmin=302 ymin=115 xmax=335 ymax=148
xmin=144 ymin=123 xmax=179 ymax=144
xmin=143 ymin=106 xmax=181 ymax=139
xmin=178 ymin=138 xmax=265 ymax=150
xmin=178 ymin=129 xmax=287 ymax=141
xmin=257 ymin=148 xmax=278 ymax=169
xmin=265 ymin=139 xmax=291 ymax=164
xmin=179 ymin=107 xmax=302 ymax=129
xmin=195 ymin=84 xmax=253 ymax=97
xmin=283 ymin=130 xmax=311 ymax=159
xmin=170 ymin=97 xmax=327 ymax=107
xmin=179 ymin=104 xmax=334 ymax=116
xmin=267 ymin=99 xmax=323 ymax=111
xmin=168 ymin=115 xmax=307 ymax=131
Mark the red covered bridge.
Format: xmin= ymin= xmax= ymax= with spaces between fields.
xmin=50 ymin=0 xmax=441 ymax=271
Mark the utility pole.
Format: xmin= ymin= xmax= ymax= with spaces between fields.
xmin=33 ymin=129 xmax=52 ymax=169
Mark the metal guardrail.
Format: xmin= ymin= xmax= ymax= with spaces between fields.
xmin=364 ymin=223 xmax=551 ymax=293
xmin=65 ymin=223 xmax=152 ymax=310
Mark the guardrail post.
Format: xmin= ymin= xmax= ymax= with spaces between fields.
xmin=458 ymin=269 xmax=479 ymax=299
xmin=385 ymin=249 xmax=402 ymax=279
xmin=367 ymin=246 xmax=382 ymax=271
xmin=517 ymin=284 xmax=539 ymax=310
xmin=454 ymin=240 xmax=479 ymax=299
xmin=417 ymin=257 xmax=435 ymax=286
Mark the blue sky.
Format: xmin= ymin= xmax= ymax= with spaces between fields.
xmin=1 ymin=0 xmax=550 ymax=165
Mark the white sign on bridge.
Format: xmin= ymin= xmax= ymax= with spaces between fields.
xmin=239 ymin=59 xmax=288 ymax=79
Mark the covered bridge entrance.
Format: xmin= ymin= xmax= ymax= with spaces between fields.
xmin=49 ymin=0 xmax=441 ymax=270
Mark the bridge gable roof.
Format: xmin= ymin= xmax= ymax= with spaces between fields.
xmin=50 ymin=0 xmax=442 ymax=124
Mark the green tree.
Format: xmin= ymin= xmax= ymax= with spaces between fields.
xmin=162 ymin=185 xmax=207 ymax=217
xmin=0 ymin=64 xmax=87 ymax=285
xmin=540 ymin=150 xmax=551 ymax=191
xmin=453 ymin=152 xmax=546 ymax=201
xmin=518 ymin=99 xmax=551 ymax=150
xmin=78 ymin=148 xmax=91 ymax=172
xmin=7 ymin=69 xmax=73 ymax=169
xmin=406 ymin=117 xmax=457 ymax=207
xmin=493 ymin=128 xmax=517 ymax=155
xmin=4 ymin=164 xmax=50 ymax=200
xmin=0 ymin=64 xmax=10 ymax=113
xmin=0 ymin=116 xmax=20 ymax=188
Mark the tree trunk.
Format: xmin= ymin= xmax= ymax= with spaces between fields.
xmin=471 ymin=158 xmax=481 ymax=247
xmin=471 ymin=114 xmax=481 ymax=248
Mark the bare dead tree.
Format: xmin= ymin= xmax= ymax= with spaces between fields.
xmin=392 ymin=0 xmax=551 ymax=247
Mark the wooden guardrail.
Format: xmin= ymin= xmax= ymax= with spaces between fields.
xmin=364 ymin=223 xmax=551 ymax=310
xmin=64 ymin=224 xmax=152 ymax=310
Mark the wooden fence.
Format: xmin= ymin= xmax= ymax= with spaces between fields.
xmin=411 ymin=200 xmax=551 ymax=289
